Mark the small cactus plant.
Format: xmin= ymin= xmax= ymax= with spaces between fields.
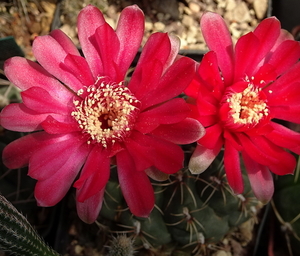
xmin=106 ymin=234 xmax=135 ymax=256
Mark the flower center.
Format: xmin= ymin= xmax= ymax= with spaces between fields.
xmin=71 ymin=79 xmax=140 ymax=147
xmin=227 ymin=84 xmax=269 ymax=126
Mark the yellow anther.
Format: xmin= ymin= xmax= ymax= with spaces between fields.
xmin=228 ymin=84 xmax=268 ymax=125
xmin=71 ymin=81 xmax=140 ymax=146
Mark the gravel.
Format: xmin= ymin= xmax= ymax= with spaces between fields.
xmin=60 ymin=0 xmax=270 ymax=52
xmin=0 ymin=0 xmax=270 ymax=59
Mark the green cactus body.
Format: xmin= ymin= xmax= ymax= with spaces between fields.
xmin=102 ymin=162 xmax=260 ymax=255
xmin=0 ymin=194 xmax=60 ymax=256
xmin=273 ymin=166 xmax=300 ymax=255
xmin=164 ymin=170 xmax=230 ymax=247
xmin=117 ymin=186 xmax=172 ymax=249
xmin=197 ymin=167 xmax=258 ymax=228
xmin=100 ymin=178 xmax=124 ymax=222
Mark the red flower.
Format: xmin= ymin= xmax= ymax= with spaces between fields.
xmin=0 ymin=5 xmax=204 ymax=223
xmin=186 ymin=12 xmax=300 ymax=203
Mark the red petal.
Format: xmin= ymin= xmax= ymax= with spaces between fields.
xmin=77 ymin=5 xmax=105 ymax=78
xmin=272 ymin=29 xmax=294 ymax=50
xmin=224 ymin=140 xmax=244 ymax=194
xmin=252 ymin=63 xmax=277 ymax=86
xmin=253 ymin=17 xmax=281 ymax=56
xmin=33 ymin=35 xmax=83 ymax=92
xmin=184 ymin=78 xmax=200 ymax=99
xmin=269 ymin=105 xmax=300 ymax=124
xmin=129 ymin=59 xmax=163 ymax=100
xmin=1 ymin=103 xmax=46 ymax=132
xmin=76 ymin=189 xmax=105 ymax=224
xmin=237 ymin=133 xmax=275 ymax=166
xmin=265 ymin=122 xmax=300 ymax=153
xmin=242 ymin=152 xmax=274 ymax=203
xmin=2 ymin=132 xmax=69 ymax=169
xmin=189 ymin=139 xmax=223 ymax=174
xmin=116 ymin=5 xmax=144 ymax=77
xmin=94 ymin=23 xmax=121 ymax=81
xmin=135 ymin=98 xmax=190 ymax=133
xmin=268 ymin=61 xmax=300 ymax=97
xmin=268 ymin=40 xmax=300 ymax=75
xmin=223 ymin=130 xmax=243 ymax=151
xmin=267 ymin=80 xmax=300 ymax=125
xmin=125 ymin=136 xmax=153 ymax=172
xmin=268 ymin=156 xmax=296 ymax=176
xmin=234 ymin=32 xmax=260 ymax=80
xmin=198 ymin=87 xmax=221 ymax=112
xmin=249 ymin=17 xmax=281 ymax=72
xmin=4 ymin=57 xmax=73 ymax=102
xmin=21 ymin=87 xmax=70 ymax=114
xmin=28 ymin=135 xmax=88 ymax=180
xmin=188 ymin=102 xmax=200 ymax=120
xmin=137 ymin=33 xmax=174 ymax=73
xmin=198 ymin=114 xmax=219 ymax=127
xmin=61 ymin=54 xmax=95 ymax=86
xmin=163 ymin=34 xmax=181 ymax=73
xmin=129 ymin=33 xmax=171 ymax=94
xmin=140 ymin=56 xmax=196 ymax=110
xmin=130 ymin=131 xmax=184 ymax=174
xmin=50 ymin=29 xmax=80 ymax=56
xmin=117 ymin=150 xmax=155 ymax=217
xmin=150 ymin=118 xmax=205 ymax=144
xmin=33 ymin=143 xmax=89 ymax=206
xmin=196 ymin=84 xmax=221 ymax=129
xmin=268 ymin=82 xmax=300 ymax=107
xmin=200 ymin=12 xmax=234 ymax=85
xmin=197 ymin=51 xmax=224 ymax=98
xmin=0 ymin=103 xmax=72 ymax=132
xmin=41 ymin=115 xmax=80 ymax=134
xmin=238 ymin=133 xmax=296 ymax=175
xmin=198 ymin=123 xmax=222 ymax=149
xmin=149 ymin=138 xmax=184 ymax=174
xmin=74 ymin=146 xmax=110 ymax=201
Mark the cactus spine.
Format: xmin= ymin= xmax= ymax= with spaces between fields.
xmin=0 ymin=194 xmax=60 ymax=256
xmin=101 ymin=158 xmax=260 ymax=255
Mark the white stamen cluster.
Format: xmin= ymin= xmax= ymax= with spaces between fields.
xmin=227 ymin=84 xmax=268 ymax=125
xmin=71 ymin=81 xmax=140 ymax=147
